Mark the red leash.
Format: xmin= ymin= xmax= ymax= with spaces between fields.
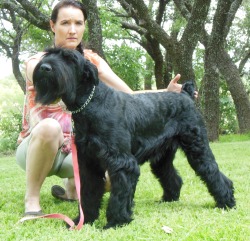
xmin=70 ymin=135 xmax=84 ymax=230
xmin=19 ymin=135 xmax=84 ymax=230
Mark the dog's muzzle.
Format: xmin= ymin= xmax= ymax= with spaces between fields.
xmin=40 ymin=63 xmax=52 ymax=72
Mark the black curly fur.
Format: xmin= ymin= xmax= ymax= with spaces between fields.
xmin=33 ymin=48 xmax=236 ymax=229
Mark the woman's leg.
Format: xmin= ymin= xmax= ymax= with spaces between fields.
xmin=54 ymin=152 xmax=78 ymax=201
xmin=64 ymin=177 xmax=78 ymax=200
xmin=17 ymin=118 xmax=64 ymax=213
xmin=25 ymin=118 xmax=64 ymax=212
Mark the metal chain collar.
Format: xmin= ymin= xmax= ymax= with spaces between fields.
xmin=70 ymin=85 xmax=96 ymax=114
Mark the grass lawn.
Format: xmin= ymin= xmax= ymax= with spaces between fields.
xmin=0 ymin=139 xmax=249 ymax=240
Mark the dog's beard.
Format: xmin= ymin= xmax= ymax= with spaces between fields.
xmin=34 ymin=75 xmax=62 ymax=105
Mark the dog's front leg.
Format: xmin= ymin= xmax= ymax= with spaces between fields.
xmin=104 ymin=155 xmax=140 ymax=229
xmin=75 ymin=158 xmax=106 ymax=225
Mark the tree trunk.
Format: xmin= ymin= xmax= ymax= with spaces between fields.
xmin=203 ymin=48 xmax=220 ymax=141
xmin=164 ymin=50 xmax=173 ymax=87
xmin=173 ymin=42 xmax=196 ymax=83
xmin=83 ymin=0 xmax=105 ymax=59
xmin=218 ymin=49 xmax=250 ymax=133
xmin=12 ymin=55 xmax=25 ymax=93
xmin=144 ymin=56 xmax=153 ymax=90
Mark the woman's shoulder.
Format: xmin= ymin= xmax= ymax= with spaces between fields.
xmin=25 ymin=52 xmax=46 ymax=63
xmin=83 ymin=49 xmax=102 ymax=67
xmin=25 ymin=52 xmax=46 ymax=82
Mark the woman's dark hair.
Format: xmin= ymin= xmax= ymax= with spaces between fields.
xmin=51 ymin=0 xmax=88 ymax=53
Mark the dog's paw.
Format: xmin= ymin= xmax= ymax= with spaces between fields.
xmin=103 ymin=222 xmax=128 ymax=230
xmin=162 ymin=192 xmax=180 ymax=202
xmin=216 ymin=198 xmax=236 ymax=210
xmin=103 ymin=218 xmax=133 ymax=229
xmin=103 ymin=223 xmax=116 ymax=230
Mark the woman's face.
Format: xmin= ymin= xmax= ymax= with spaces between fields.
xmin=50 ymin=6 xmax=86 ymax=49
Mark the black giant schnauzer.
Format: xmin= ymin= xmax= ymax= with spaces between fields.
xmin=33 ymin=48 xmax=235 ymax=229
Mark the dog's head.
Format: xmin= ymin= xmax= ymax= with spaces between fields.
xmin=33 ymin=47 xmax=99 ymax=106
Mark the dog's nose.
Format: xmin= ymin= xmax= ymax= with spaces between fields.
xmin=40 ymin=63 xmax=52 ymax=72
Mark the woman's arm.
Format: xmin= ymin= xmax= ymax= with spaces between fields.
xmin=97 ymin=57 xmax=182 ymax=94
xmin=98 ymin=59 xmax=134 ymax=94
xmin=135 ymin=74 xmax=182 ymax=94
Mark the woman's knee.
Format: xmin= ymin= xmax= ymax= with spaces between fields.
xmin=32 ymin=118 xmax=63 ymax=143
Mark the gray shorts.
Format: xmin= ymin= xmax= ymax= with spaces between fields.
xmin=16 ymin=134 xmax=73 ymax=178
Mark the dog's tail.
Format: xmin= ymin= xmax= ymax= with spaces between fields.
xmin=181 ymin=81 xmax=195 ymax=99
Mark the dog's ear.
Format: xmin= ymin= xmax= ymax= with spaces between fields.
xmin=62 ymin=48 xmax=79 ymax=65
xmin=181 ymin=81 xmax=195 ymax=99
xmin=82 ymin=59 xmax=99 ymax=86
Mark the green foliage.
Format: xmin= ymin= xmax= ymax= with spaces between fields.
xmin=23 ymin=25 xmax=53 ymax=52
xmin=0 ymin=110 xmax=22 ymax=153
xmin=21 ymin=2 xmax=52 ymax=53
xmin=99 ymin=2 xmax=128 ymax=40
xmin=0 ymin=76 xmax=23 ymax=154
xmin=99 ymin=3 xmax=146 ymax=90
xmin=104 ymin=43 xmax=144 ymax=90
xmin=171 ymin=11 xmax=187 ymax=34
xmin=193 ymin=47 xmax=205 ymax=85
xmin=219 ymin=79 xmax=238 ymax=134
xmin=0 ymin=139 xmax=249 ymax=240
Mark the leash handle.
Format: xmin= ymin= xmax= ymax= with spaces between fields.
xmin=19 ymin=213 xmax=75 ymax=227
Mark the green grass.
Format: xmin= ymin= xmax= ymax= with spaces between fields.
xmin=219 ymin=133 xmax=250 ymax=143
xmin=0 ymin=139 xmax=249 ymax=240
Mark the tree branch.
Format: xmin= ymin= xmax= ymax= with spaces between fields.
xmin=155 ymin=0 xmax=170 ymax=24
xmin=239 ymin=49 xmax=250 ymax=74
xmin=180 ymin=0 xmax=211 ymax=51
xmin=224 ymin=0 xmax=243 ymax=37
xmin=173 ymin=0 xmax=191 ymax=19
xmin=0 ymin=38 xmax=12 ymax=57
xmin=210 ymin=0 xmax=235 ymax=46
xmin=1 ymin=0 xmax=49 ymax=30
xmin=121 ymin=21 xmax=147 ymax=35
xmin=16 ymin=0 xmax=43 ymax=17
xmin=117 ymin=0 xmax=173 ymax=50
xmin=116 ymin=0 xmax=141 ymax=25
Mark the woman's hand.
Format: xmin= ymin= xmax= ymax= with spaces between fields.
xmin=167 ymin=74 xmax=198 ymax=98
xmin=166 ymin=74 xmax=182 ymax=93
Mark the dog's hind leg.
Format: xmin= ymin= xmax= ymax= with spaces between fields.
xmin=105 ymin=155 xmax=140 ymax=229
xmin=150 ymin=143 xmax=183 ymax=202
xmin=179 ymin=126 xmax=236 ymax=209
